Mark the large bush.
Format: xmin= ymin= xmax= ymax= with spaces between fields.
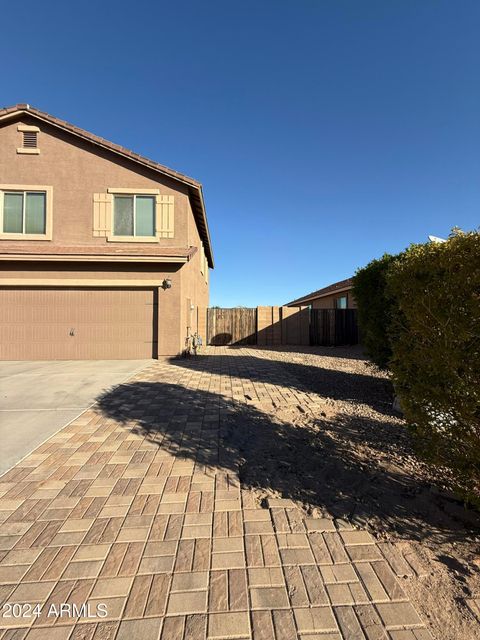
xmin=387 ymin=231 xmax=480 ymax=501
xmin=352 ymin=254 xmax=398 ymax=369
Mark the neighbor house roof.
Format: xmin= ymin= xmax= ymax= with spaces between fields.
xmin=285 ymin=277 xmax=353 ymax=306
xmin=0 ymin=104 xmax=214 ymax=267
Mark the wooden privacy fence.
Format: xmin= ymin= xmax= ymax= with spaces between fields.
xmin=206 ymin=306 xmax=358 ymax=347
xmin=310 ymin=309 xmax=359 ymax=346
xmin=207 ymin=307 xmax=256 ymax=345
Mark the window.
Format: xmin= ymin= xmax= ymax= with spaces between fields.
xmin=335 ymin=295 xmax=347 ymax=309
xmin=2 ymin=190 xmax=46 ymax=235
xmin=113 ymin=195 xmax=155 ymax=237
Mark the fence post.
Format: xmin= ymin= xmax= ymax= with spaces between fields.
xmin=257 ymin=306 xmax=269 ymax=345
xmin=281 ymin=306 xmax=293 ymax=344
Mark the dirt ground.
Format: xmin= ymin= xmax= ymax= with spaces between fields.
xmin=229 ymin=345 xmax=480 ymax=640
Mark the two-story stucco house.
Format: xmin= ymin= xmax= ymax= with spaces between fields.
xmin=0 ymin=104 xmax=213 ymax=360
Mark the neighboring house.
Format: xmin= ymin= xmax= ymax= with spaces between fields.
xmin=285 ymin=277 xmax=355 ymax=309
xmin=0 ymin=104 xmax=213 ymax=360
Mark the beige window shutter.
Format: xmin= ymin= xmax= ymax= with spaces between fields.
xmin=200 ymin=244 xmax=205 ymax=275
xmin=93 ymin=193 xmax=113 ymax=237
xmin=156 ymin=194 xmax=174 ymax=238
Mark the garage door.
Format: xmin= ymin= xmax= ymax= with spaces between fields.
xmin=0 ymin=287 xmax=157 ymax=360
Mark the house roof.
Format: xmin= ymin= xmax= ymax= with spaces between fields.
xmin=0 ymin=104 xmax=214 ymax=267
xmin=285 ymin=277 xmax=353 ymax=306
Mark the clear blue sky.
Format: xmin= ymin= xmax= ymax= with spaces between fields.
xmin=2 ymin=1 xmax=479 ymax=306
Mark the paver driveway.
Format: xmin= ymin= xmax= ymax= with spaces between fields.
xmin=0 ymin=348 xmax=432 ymax=639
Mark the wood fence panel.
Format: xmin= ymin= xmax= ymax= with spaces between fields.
xmin=281 ymin=306 xmax=310 ymax=345
xmin=207 ymin=307 xmax=358 ymax=347
xmin=311 ymin=309 xmax=358 ymax=346
xmin=207 ymin=308 xmax=256 ymax=345
xmin=335 ymin=309 xmax=359 ymax=345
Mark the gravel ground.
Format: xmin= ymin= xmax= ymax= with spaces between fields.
xmin=235 ymin=345 xmax=480 ymax=640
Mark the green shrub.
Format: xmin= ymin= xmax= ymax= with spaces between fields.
xmin=387 ymin=230 xmax=480 ymax=502
xmin=352 ymin=254 xmax=398 ymax=369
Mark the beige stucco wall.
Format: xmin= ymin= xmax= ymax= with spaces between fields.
xmin=0 ymin=116 xmax=212 ymax=357
xmin=0 ymin=117 xmax=190 ymax=248
xmin=180 ymin=198 xmax=209 ymax=341
xmin=311 ymin=290 xmax=356 ymax=309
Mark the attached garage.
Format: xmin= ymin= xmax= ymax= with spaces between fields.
xmin=0 ymin=287 xmax=157 ymax=360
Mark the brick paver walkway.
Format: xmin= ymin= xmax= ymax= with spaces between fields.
xmin=0 ymin=348 xmax=433 ymax=639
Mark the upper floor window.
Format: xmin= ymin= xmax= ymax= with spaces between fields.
xmin=100 ymin=188 xmax=172 ymax=242
xmin=113 ymin=195 xmax=155 ymax=237
xmin=335 ymin=295 xmax=347 ymax=309
xmin=3 ymin=191 xmax=46 ymax=234
xmin=0 ymin=186 xmax=52 ymax=240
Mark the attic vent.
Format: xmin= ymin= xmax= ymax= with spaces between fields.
xmin=16 ymin=125 xmax=40 ymax=154
xmin=22 ymin=131 xmax=38 ymax=148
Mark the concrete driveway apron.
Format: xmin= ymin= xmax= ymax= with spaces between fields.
xmin=0 ymin=360 xmax=150 ymax=475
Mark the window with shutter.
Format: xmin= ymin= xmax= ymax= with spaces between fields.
xmin=112 ymin=195 xmax=155 ymax=237
xmin=93 ymin=189 xmax=175 ymax=242
xmin=103 ymin=188 xmax=161 ymax=242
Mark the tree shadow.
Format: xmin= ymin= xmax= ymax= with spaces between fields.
xmin=209 ymin=332 xmax=233 ymax=346
xmin=252 ymin=344 xmax=368 ymax=361
xmin=168 ymin=349 xmax=394 ymax=416
xmin=96 ymin=372 xmax=480 ymax=545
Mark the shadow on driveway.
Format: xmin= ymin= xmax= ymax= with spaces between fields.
xmin=170 ymin=348 xmax=394 ymax=416
xmin=96 ymin=352 xmax=480 ymax=545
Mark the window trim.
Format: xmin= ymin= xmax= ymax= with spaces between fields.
xmin=0 ymin=185 xmax=52 ymax=240
xmin=107 ymin=188 xmax=159 ymax=243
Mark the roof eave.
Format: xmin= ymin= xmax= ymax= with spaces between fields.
xmin=194 ymin=185 xmax=214 ymax=269
xmin=285 ymin=284 xmax=352 ymax=306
